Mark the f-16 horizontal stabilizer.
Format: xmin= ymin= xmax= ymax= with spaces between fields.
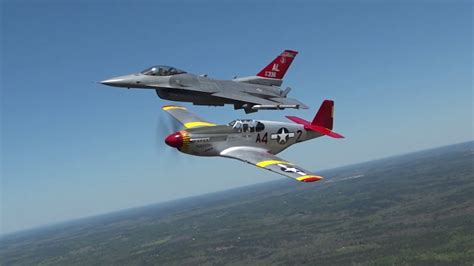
xmin=286 ymin=100 xmax=344 ymax=139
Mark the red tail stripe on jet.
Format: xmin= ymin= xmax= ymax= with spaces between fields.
xmin=256 ymin=50 xmax=298 ymax=80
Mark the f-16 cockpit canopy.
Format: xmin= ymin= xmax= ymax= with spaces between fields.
xmin=141 ymin=65 xmax=187 ymax=76
xmin=228 ymin=119 xmax=265 ymax=133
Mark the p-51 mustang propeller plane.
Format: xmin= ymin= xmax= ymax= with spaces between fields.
xmin=100 ymin=50 xmax=308 ymax=113
xmin=163 ymin=100 xmax=344 ymax=182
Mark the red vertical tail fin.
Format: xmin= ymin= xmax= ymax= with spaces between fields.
xmin=256 ymin=50 xmax=298 ymax=80
xmin=312 ymin=100 xmax=334 ymax=130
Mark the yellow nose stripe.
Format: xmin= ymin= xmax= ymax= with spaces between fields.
xmin=256 ymin=160 xmax=293 ymax=168
xmin=183 ymin=122 xmax=216 ymax=128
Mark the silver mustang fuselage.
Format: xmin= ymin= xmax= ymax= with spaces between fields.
xmin=178 ymin=121 xmax=322 ymax=157
xmin=161 ymin=100 xmax=343 ymax=182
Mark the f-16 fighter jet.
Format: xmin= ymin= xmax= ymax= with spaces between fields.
xmin=163 ymin=100 xmax=344 ymax=182
xmin=100 ymin=50 xmax=308 ymax=113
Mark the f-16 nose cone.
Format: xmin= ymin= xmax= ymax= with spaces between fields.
xmin=99 ymin=74 xmax=137 ymax=88
xmin=165 ymin=132 xmax=183 ymax=148
xmin=100 ymin=78 xmax=123 ymax=86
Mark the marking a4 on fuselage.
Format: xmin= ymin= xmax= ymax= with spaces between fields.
xmin=256 ymin=133 xmax=268 ymax=144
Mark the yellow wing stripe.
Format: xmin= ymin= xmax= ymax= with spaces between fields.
xmin=296 ymin=175 xmax=324 ymax=181
xmin=256 ymin=160 xmax=293 ymax=168
xmin=162 ymin=106 xmax=187 ymax=111
xmin=183 ymin=121 xmax=216 ymax=128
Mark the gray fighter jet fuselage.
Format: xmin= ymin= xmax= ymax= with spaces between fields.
xmin=100 ymin=50 xmax=308 ymax=113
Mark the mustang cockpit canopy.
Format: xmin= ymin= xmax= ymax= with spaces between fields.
xmin=228 ymin=119 xmax=265 ymax=133
xmin=141 ymin=65 xmax=187 ymax=76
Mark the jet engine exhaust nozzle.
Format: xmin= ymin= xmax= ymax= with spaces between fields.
xmin=165 ymin=132 xmax=184 ymax=149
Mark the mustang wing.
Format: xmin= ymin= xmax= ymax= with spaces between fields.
xmin=162 ymin=105 xmax=216 ymax=129
xmin=220 ymin=147 xmax=323 ymax=182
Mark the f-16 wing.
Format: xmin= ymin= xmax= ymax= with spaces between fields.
xmin=211 ymin=91 xmax=275 ymax=105
xmin=212 ymin=91 xmax=308 ymax=111
xmin=220 ymin=146 xmax=323 ymax=182
xmin=162 ymin=105 xmax=216 ymax=129
xmin=269 ymin=97 xmax=309 ymax=109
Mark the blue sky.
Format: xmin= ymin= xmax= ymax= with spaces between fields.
xmin=1 ymin=1 xmax=472 ymax=234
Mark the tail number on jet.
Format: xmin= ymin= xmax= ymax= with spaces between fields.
xmin=264 ymin=71 xmax=277 ymax=78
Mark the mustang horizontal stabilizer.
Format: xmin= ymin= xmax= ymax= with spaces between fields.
xmin=220 ymin=146 xmax=323 ymax=182
xmin=162 ymin=105 xmax=216 ymax=129
xmin=286 ymin=100 xmax=344 ymax=138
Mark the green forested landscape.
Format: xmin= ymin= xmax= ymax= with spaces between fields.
xmin=1 ymin=142 xmax=473 ymax=265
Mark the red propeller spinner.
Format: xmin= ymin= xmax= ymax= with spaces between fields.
xmin=165 ymin=131 xmax=184 ymax=149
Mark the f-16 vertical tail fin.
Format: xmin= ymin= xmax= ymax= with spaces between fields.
xmin=233 ymin=50 xmax=298 ymax=86
xmin=286 ymin=100 xmax=344 ymax=139
xmin=256 ymin=50 xmax=298 ymax=80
